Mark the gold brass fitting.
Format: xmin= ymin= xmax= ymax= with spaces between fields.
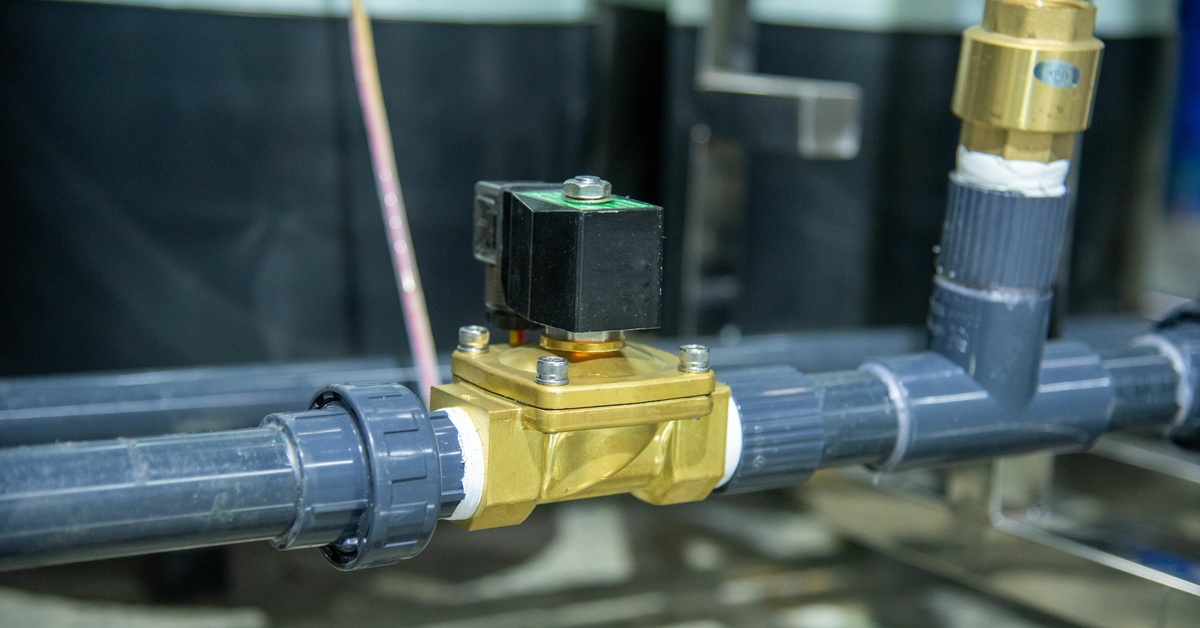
xmin=952 ymin=0 xmax=1103 ymax=162
xmin=539 ymin=328 xmax=626 ymax=354
xmin=430 ymin=339 xmax=730 ymax=530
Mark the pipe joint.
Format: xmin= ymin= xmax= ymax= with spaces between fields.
xmin=263 ymin=407 xmax=370 ymax=551
xmin=1140 ymin=309 xmax=1200 ymax=445
xmin=865 ymin=341 xmax=1111 ymax=471
xmin=937 ymin=179 xmax=1070 ymax=288
xmin=302 ymin=383 xmax=463 ymax=570
xmin=719 ymin=367 xmax=824 ymax=494
xmin=928 ymin=178 xmax=1069 ymax=408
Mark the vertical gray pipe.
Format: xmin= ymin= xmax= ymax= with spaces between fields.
xmin=928 ymin=179 xmax=1070 ymax=409
xmin=0 ymin=427 xmax=299 ymax=570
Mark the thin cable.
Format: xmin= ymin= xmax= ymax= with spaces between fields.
xmin=348 ymin=0 xmax=440 ymax=400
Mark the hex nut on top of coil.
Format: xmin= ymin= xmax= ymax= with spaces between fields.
xmin=562 ymin=175 xmax=612 ymax=202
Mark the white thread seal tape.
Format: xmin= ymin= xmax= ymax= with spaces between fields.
xmin=953 ymin=145 xmax=1070 ymax=198
xmin=442 ymin=407 xmax=484 ymax=521
xmin=717 ymin=398 xmax=744 ymax=488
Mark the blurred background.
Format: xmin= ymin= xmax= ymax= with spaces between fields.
xmin=1 ymin=0 xmax=1198 ymax=626
xmin=2 ymin=0 xmax=1196 ymax=377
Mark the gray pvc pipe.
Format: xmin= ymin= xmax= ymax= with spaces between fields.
xmin=0 ymin=358 xmax=417 ymax=447
xmin=718 ymin=367 xmax=900 ymax=494
xmin=865 ymin=341 xmax=1113 ymax=471
xmin=0 ymin=329 xmax=925 ymax=449
xmin=0 ymin=426 xmax=299 ymax=571
xmin=928 ymin=179 xmax=1070 ymax=410
xmin=0 ymin=383 xmax=466 ymax=572
xmin=722 ymin=334 xmax=1191 ymax=492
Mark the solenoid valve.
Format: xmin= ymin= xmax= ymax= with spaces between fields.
xmin=436 ymin=177 xmax=732 ymax=531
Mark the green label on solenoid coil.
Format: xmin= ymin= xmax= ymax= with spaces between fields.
xmin=520 ymin=190 xmax=657 ymax=210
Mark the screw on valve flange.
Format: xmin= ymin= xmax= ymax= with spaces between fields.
xmin=535 ymin=355 xmax=570 ymax=385
xmin=457 ymin=325 xmax=490 ymax=353
xmin=678 ymin=344 xmax=711 ymax=373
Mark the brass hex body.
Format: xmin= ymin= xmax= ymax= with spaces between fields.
xmin=952 ymin=0 xmax=1103 ymax=162
xmin=430 ymin=340 xmax=730 ymax=530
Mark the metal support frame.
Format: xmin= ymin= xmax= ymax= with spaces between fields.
xmin=677 ymin=0 xmax=863 ymax=336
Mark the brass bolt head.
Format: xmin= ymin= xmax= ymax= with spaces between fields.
xmin=562 ymin=175 xmax=612 ymax=202
xmin=457 ymin=325 xmax=490 ymax=353
xmin=535 ymin=355 xmax=569 ymax=385
xmin=679 ymin=344 xmax=711 ymax=373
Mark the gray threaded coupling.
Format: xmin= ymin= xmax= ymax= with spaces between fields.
xmin=719 ymin=366 xmax=824 ymax=494
xmin=929 ymin=177 xmax=1068 ymax=409
xmin=937 ymin=178 xmax=1070 ymax=290
xmin=262 ymin=406 xmax=369 ymax=551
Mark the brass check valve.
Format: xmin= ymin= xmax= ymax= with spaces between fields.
xmin=432 ymin=177 xmax=731 ymax=530
xmin=953 ymin=0 xmax=1103 ymax=163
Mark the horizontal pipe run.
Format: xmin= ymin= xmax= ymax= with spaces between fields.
xmin=867 ymin=341 xmax=1113 ymax=471
xmin=0 ymin=427 xmax=300 ymax=571
xmin=2 ymin=322 xmax=1147 ymax=449
xmin=0 ymin=330 xmax=925 ymax=448
xmin=0 ymin=384 xmax=467 ymax=572
xmin=0 ymin=318 xmax=1193 ymax=570
xmin=0 ymin=358 xmax=416 ymax=447
xmin=724 ymin=332 xmax=1195 ymax=492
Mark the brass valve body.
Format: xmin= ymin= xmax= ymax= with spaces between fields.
xmin=952 ymin=0 xmax=1103 ymax=162
xmin=430 ymin=341 xmax=730 ymax=531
